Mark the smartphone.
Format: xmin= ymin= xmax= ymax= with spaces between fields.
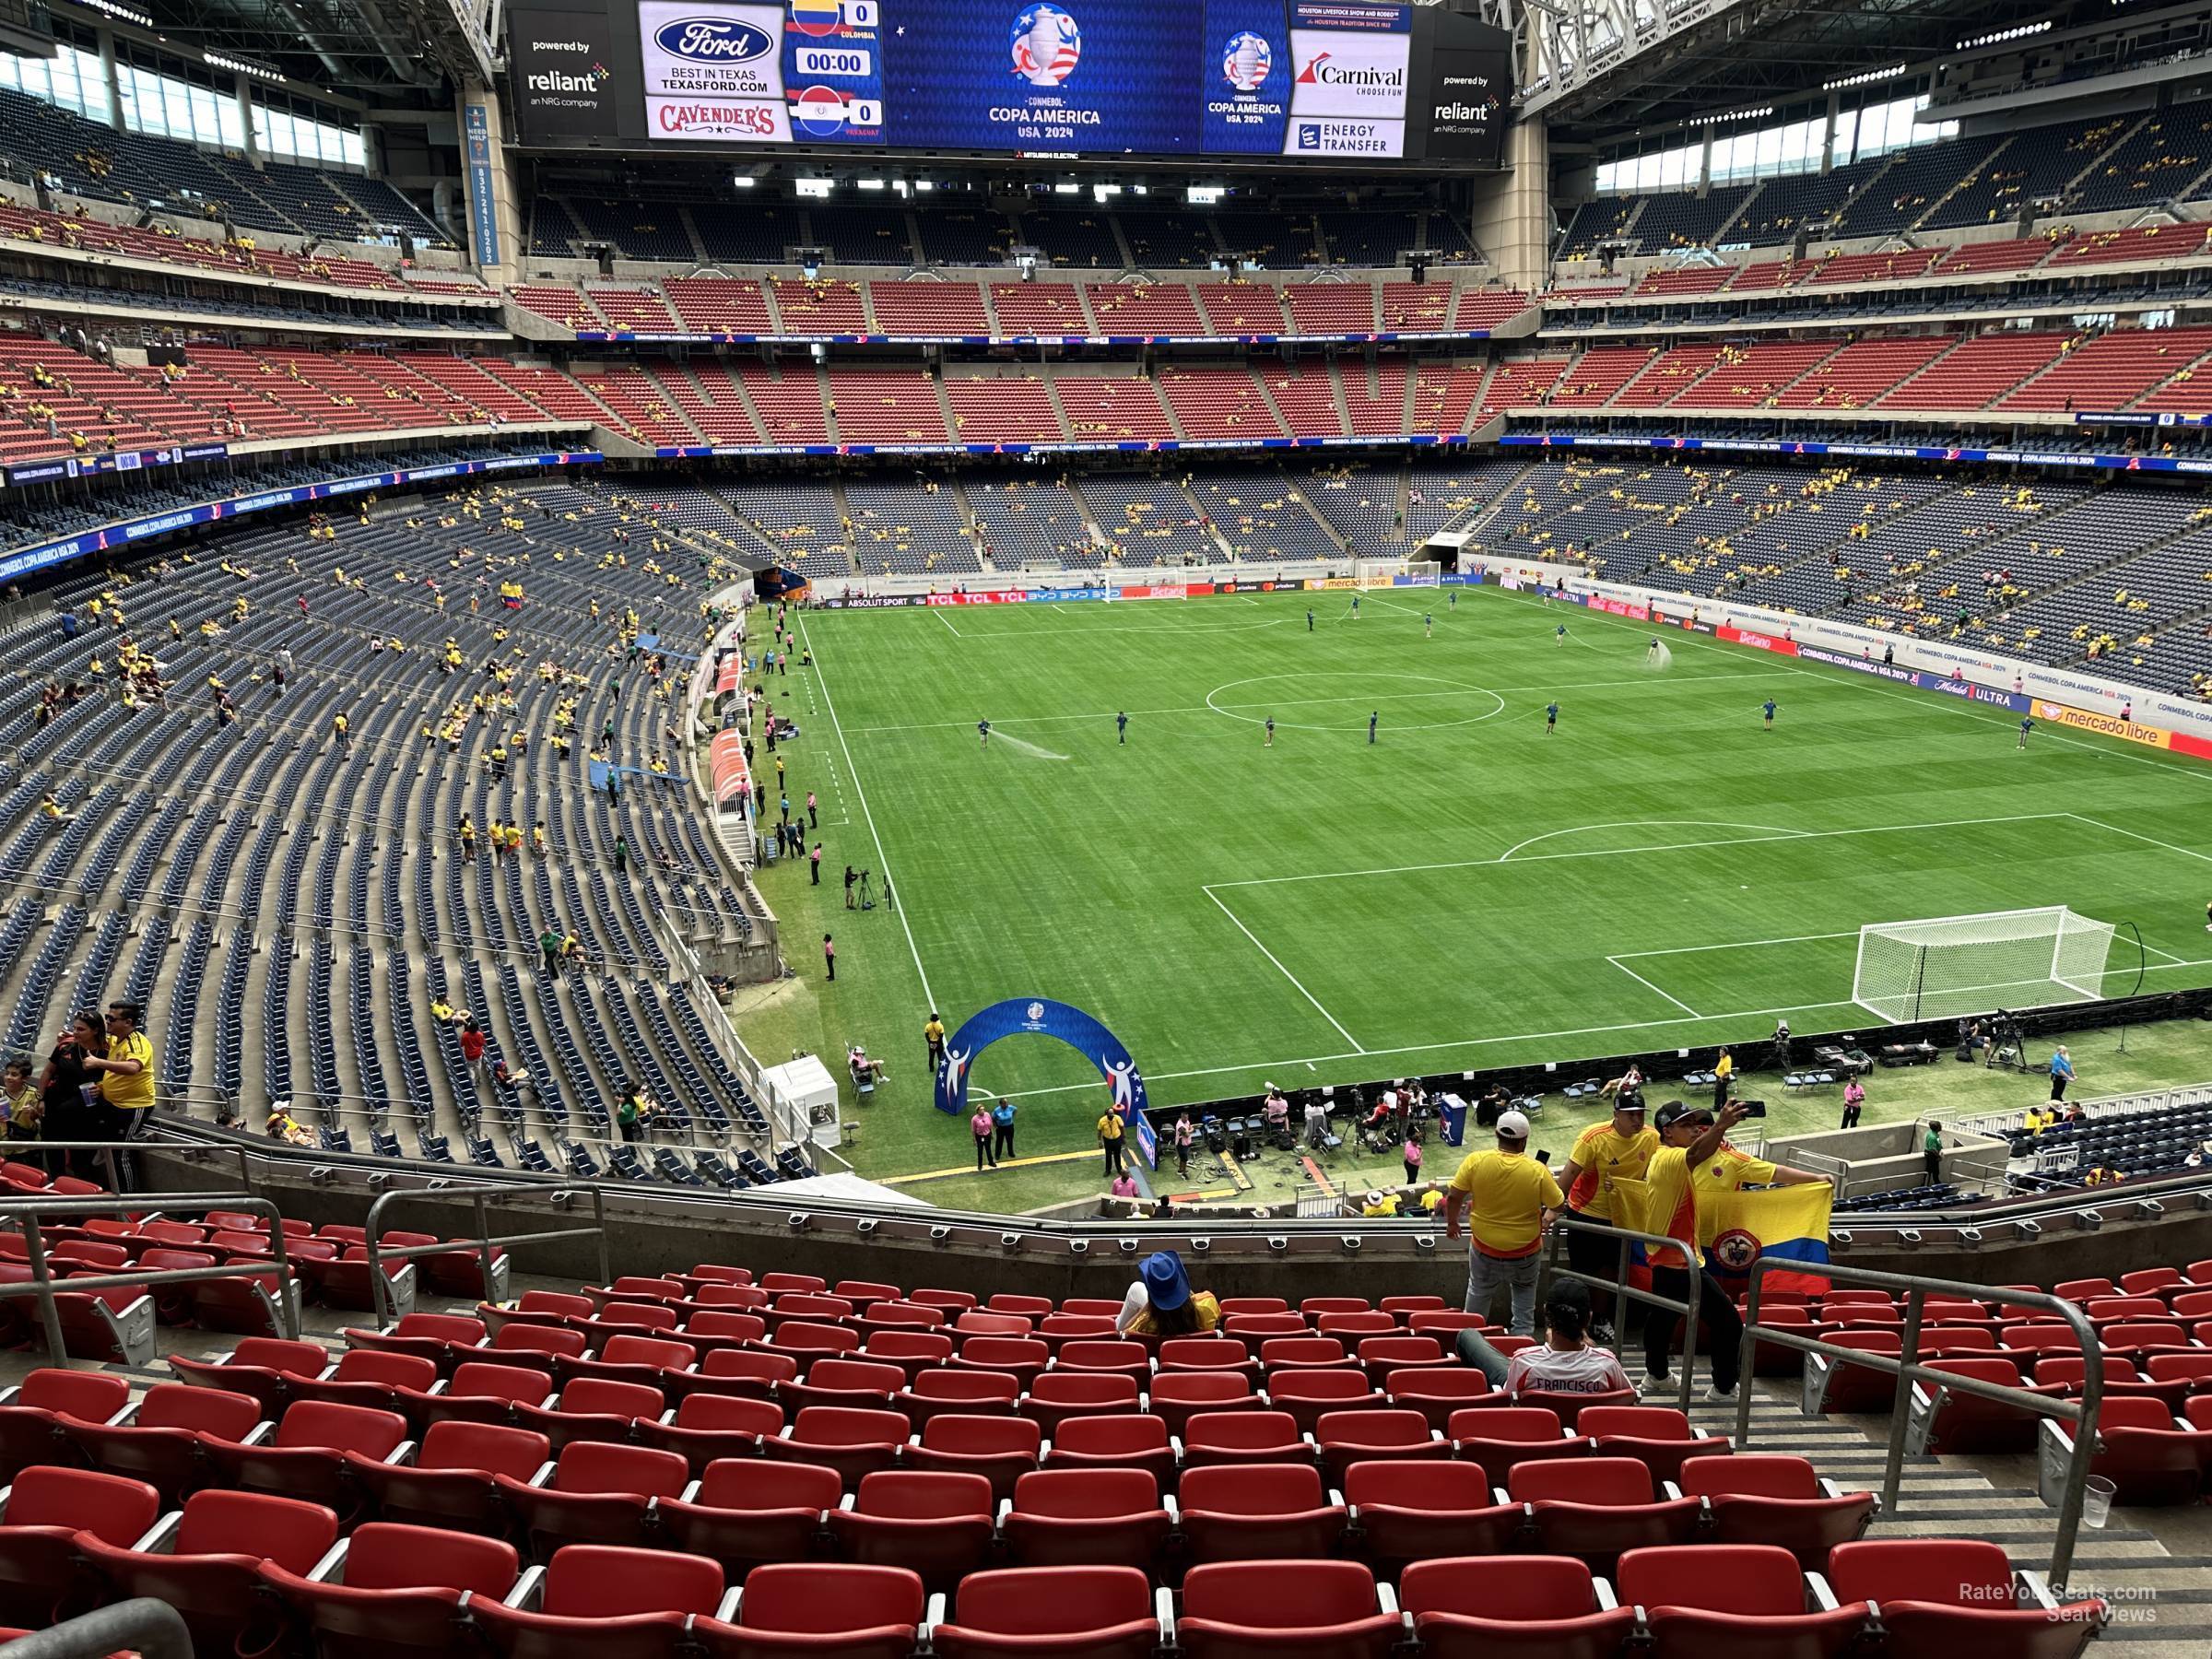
xmin=1737 ymin=1100 xmax=1767 ymax=1119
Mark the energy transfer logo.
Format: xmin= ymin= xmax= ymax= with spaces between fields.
xmin=1010 ymin=3 xmax=1082 ymax=86
xmin=1221 ymin=30 xmax=1272 ymax=91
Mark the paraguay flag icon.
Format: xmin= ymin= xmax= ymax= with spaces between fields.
xmin=792 ymin=84 xmax=851 ymax=135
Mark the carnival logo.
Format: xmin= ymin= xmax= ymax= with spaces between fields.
xmin=1010 ymin=4 xmax=1081 ymax=86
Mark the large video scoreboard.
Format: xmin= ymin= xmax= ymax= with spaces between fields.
xmin=509 ymin=0 xmax=1510 ymax=164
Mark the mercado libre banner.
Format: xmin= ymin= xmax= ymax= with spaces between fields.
xmin=934 ymin=996 xmax=1156 ymax=1169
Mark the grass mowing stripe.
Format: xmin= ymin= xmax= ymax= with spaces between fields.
xmin=797 ymin=610 xmax=935 ymax=1012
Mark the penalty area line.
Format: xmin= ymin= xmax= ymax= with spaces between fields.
xmin=1606 ymin=956 xmax=1702 ymax=1018
xmin=1203 ymin=884 xmax=1368 ymax=1054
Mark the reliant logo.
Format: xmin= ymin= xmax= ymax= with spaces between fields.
xmin=1432 ymin=101 xmax=1489 ymax=120
xmin=529 ymin=68 xmax=607 ymax=91
xmin=1296 ymin=53 xmax=1403 ymax=87
xmin=654 ymin=17 xmax=774 ymax=61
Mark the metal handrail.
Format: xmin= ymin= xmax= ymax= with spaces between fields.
xmin=1733 ymin=1258 xmax=2104 ymax=1583
xmin=0 ymin=1598 xmax=193 ymax=1659
xmin=0 ymin=1193 xmax=299 ymax=1359
xmin=8 ymin=1135 xmax=253 ymax=1196
xmin=1537 ymin=1213 xmax=1704 ymax=1413
xmin=361 ymin=1180 xmax=611 ymax=1323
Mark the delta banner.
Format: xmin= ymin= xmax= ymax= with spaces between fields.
xmin=934 ymin=996 xmax=1156 ymax=1169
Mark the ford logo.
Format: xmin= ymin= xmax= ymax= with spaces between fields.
xmin=654 ymin=18 xmax=773 ymax=61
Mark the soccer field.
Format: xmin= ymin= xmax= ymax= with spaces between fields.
xmin=775 ymin=582 xmax=2212 ymax=1182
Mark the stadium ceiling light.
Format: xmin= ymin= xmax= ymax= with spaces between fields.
xmin=1093 ymin=182 xmax=1122 ymax=201
xmin=204 ymin=49 xmax=283 ymax=82
xmin=857 ymin=178 xmax=887 ymax=190
xmin=1823 ymin=62 xmax=1905 ymax=91
xmin=795 ymin=177 xmax=833 ymax=197
xmin=1688 ymin=104 xmax=1773 ymax=125
xmin=1053 ymin=180 xmax=1080 ymax=193
xmin=79 ymin=0 xmax=154 ymax=25
xmin=1188 ymin=183 xmax=1226 ymax=204
xmin=731 ymin=175 xmax=758 ymax=188
xmin=1956 ymin=18 xmax=2052 ymax=48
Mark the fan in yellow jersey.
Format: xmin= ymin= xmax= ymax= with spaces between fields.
xmin=1554 ymin=1099 xmax=1657 ymax=1343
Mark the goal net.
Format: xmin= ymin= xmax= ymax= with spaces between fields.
xmin=1852 ymin=907 xmax=2117 ymax=1024
xmin=1353 ymin=559 xmax=1441 ymax=590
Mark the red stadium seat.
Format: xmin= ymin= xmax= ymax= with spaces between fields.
xmin=827 ymin=1470 xmax=995 ymax=1592
xmin=759 ymin=1406 xmax=908 ymax=1488
xmin=1181 ymin=1409 xmax=1313 ymax=1470
xmin=200 ymin=1399 xmax=409 ymax=1516
xmin=0 ymin=1368 xmax=131 ymax=1478
xmin=904 ymin=1411 xmax=1041 ymax=1501
xmin=895 ymin=1368 xmax=1017 ymax=1427
xmin=0 ymin=1465 xmax=163 ymax=1628
xmin=1579 ymin=1404 xmax=1730 ymax=1483
xmin=1174 ymin=1559 xmax=1400 ymax=1659
xmin=1315 ymin=1407 xmax=1450 ymax=1480
xmin=257 ymin=1522 xmax=521 ymax=1659
xmin=1355 ymin=1334 xmax=1450 ymax=1386
xmin=64 ymin=1382 xmax=262 ymax=1501
xmin=1044 ymin=1412 xmax=1178 ymax=1488
xmin=76 ymin=1488 xmax=340 ymax=1657
xmin=637 ymin=1391 xmax=783 ymax=1471
xmin=418 ymin=1360 xmax=556 ymax=1430
xmin=1259 ymin=1336 xmax=1354 ymax=1372
xmin=1388 ymin=1367 xmax=1506 ymax=1430
xmin=1314 ymin=1312 xmax=1397 ymax=1339
xmin=1826 ymin=1538 xmax=2105 ymax=1659
xmin=1516 ymin=1386 xmax=1639 ymax=1430
xmin=693 ymin=1563 xmax=922 ymax=1659
xmin=1677 ymin=1453 xmax=1875 ymax=1564
xmin=287 ymin=1347 xmax=440 ymax=1415
xmin=1021 ymin=1371 xmax=1142 ymax=1434
xmin=857 ymin=1330 xmax=955 ymax=1383
xmin=1001 ymin=1468 xmax=1171 ymax=1571
xmin=1511 ymin=1454 xmax=1701 ymax=1569
xmin=1402 ymin=1553 xmax=1638 ymax=1659
xmin=1805 ymin=1331 xmax=1902 ymax=1414
xmin=1342 ymin=1458 xmax=1520 ymax=1572
xmin=952 ymin=1336 xmax=1049 ymax=1392
xmin=1908 ymin=1357 xmax=2058 ymax=1454
xmin=1265 ymin=1368 xmax=1384 ymax=1434
xmin=929 ymin=1564 xmax=1159 ymax=1659
xmin=1620 ymin=1542 xmax=1869 ymax=1659
xmin=169 ymin=1335 xmax=329 ymax=1416
xmin=349 ymin=1418 xmax=549 ymax=1535
xmin=2051 ymin=1394 xmax=2208 ymax=1505
xmin=1158 ymin=1337 xmax=1261 ymax=1386
xmin=1450 ymin=1406 xmax=1591 ymax=1486
xmin=466 ymin=1544 xmax=724 ymax=1659
xmin=514 ymin=1378 xmax=665 ymax=1452
xmin=658 ymin=1457 xmax=839 ymax=1575
xmin=1148 ymin=1372 xmax=1260 ymax=1439
xmin=501 ymin=1439 xmax=690 ymax=1558
xmin=778 ymin=1357 xmax=905 ymax=1418
xmin=1177 ymin=1461 xmax=1347 ymax=1563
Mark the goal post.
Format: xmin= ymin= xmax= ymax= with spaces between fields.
xmin=1353 ymin=559 xmax=1441 ymax=590
xmin=1852 ymin=907 xmax=2117 ymax=1024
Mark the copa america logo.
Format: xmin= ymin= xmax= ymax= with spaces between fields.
xmin=1010 ymin=3 xmax=1081 ymax=86
xmin=1026 ymin=1002 xmax=1046 ymax=1021
xmin=1221 ymin=30 xmax=1272 ymax=92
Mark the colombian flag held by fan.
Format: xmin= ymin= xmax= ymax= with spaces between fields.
xmin=1594 ymin=1170 xmax=1831 ymax=1298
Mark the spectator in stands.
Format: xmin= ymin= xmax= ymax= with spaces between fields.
xmin=76 ymin=1001 xmax=152 ymax=1186
xmin=1841 ymin=1077 xmax=1865 ymax=1129
xmin=1553 ymin=1095 xmax=1655 ymax=1345
xmin=41 ymin=1011 xmax=99 ymax=1179
xmin=459 ymin=1018 xmax=488 ymax=1080
xmin=616 ymin=1082 xmax=653 ymax=1142
xmin=6 ymin=1057 xmax=42 ymax=1147
xmin=1117 ymin=1249 xmax=1219 ymax=1336
xmin=1455 ymin=1279 xmax=1632 ymax=1397
xmin=1642 ymin=1100 xmax=1758 ymax=1402
xmin=539 ymin=925 xmax=564 ymax=977
xmin=1442 ymin=1109 xmax=1561 ymax=1335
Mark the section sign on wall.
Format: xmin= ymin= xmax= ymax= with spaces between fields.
xmin=510 ymin=6 xmax=621 ymax=139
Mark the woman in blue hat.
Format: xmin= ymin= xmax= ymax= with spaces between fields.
xmin=1115 ymin=1249 xmax=1220 ymax=1338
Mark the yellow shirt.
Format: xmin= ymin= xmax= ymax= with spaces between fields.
xmin=1565 ymin=1122 xmax=1659 ymax=1221
xmin=1641 ymin=1146 xmax=1699 ymax=1270
xmin=99 ymin=1030 xmax=155 ymax=1111
xmin=1097 ymin=1112 xmax=1124 ymax=1143
xmin=924 ymin=1020 xmax=945 ymax=1048
xmin=1448 ymin=1149 xmax=1563 ymax=1259
xmin=1124 ymin=1291 xmax=1220 ymax=1337
xmin=1694 ymin=1144 xmax=1779 ymax=1247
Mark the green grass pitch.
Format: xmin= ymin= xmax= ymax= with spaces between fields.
xmin=758 ymin=582 xmax=2212 ymax=1190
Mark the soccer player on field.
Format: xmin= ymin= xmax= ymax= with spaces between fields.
xmin=1646 ymin=636 xmax=1662 ymax=664
xmin=1115 ymin=711 xmax=1127 ymax=745
xmin=978 ymin=718 xmax=991 ymax=749
xmin=1545 ymin=700 xmax=1559 ymax=735
xmin=2018 ymin=715 xmax=2033 ymax=749
xmin=1307 ymin=608 xmax=1314 ymax=631
xmin=1265 ymin=717 xmax=1275 ymax=747
xmin=1556 ymin=623 xmax=1568 ymax=647
xmin=1761 ymin=699 xmax=1777 ymax=731
xmin=1368 ymin=711 xmax=1379 ymax=745
xmin=1425 ymin=613 xmax=1433 ymax=638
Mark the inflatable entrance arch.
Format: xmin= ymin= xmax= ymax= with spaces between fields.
xmin=932 ymin=997 xmax=1155 ymax=1167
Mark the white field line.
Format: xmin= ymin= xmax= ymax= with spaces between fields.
xmin=1615 ymin=930 xmax=1859 ymax=959
xmin=797 ymin=614 xmax=935 ymax=1010
xmin=1202 ymin=885 xmax=1367 ymax=1054
xmin=2064 ymin=811 xmax=2212 ymax=867
xmin=1207 ymin=811 xmax=2077 ymax=891
xmin=1607 ymin=956 xmax=1702 ymax=1018
xmin=837 ymin=668 xmax=1771 ymax=735
xmin=932 ymin=610 xmax=961 ymax=638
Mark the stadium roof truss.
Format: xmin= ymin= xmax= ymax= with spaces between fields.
xmin=1514 ymin=0 xmax=2073 ymax=129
